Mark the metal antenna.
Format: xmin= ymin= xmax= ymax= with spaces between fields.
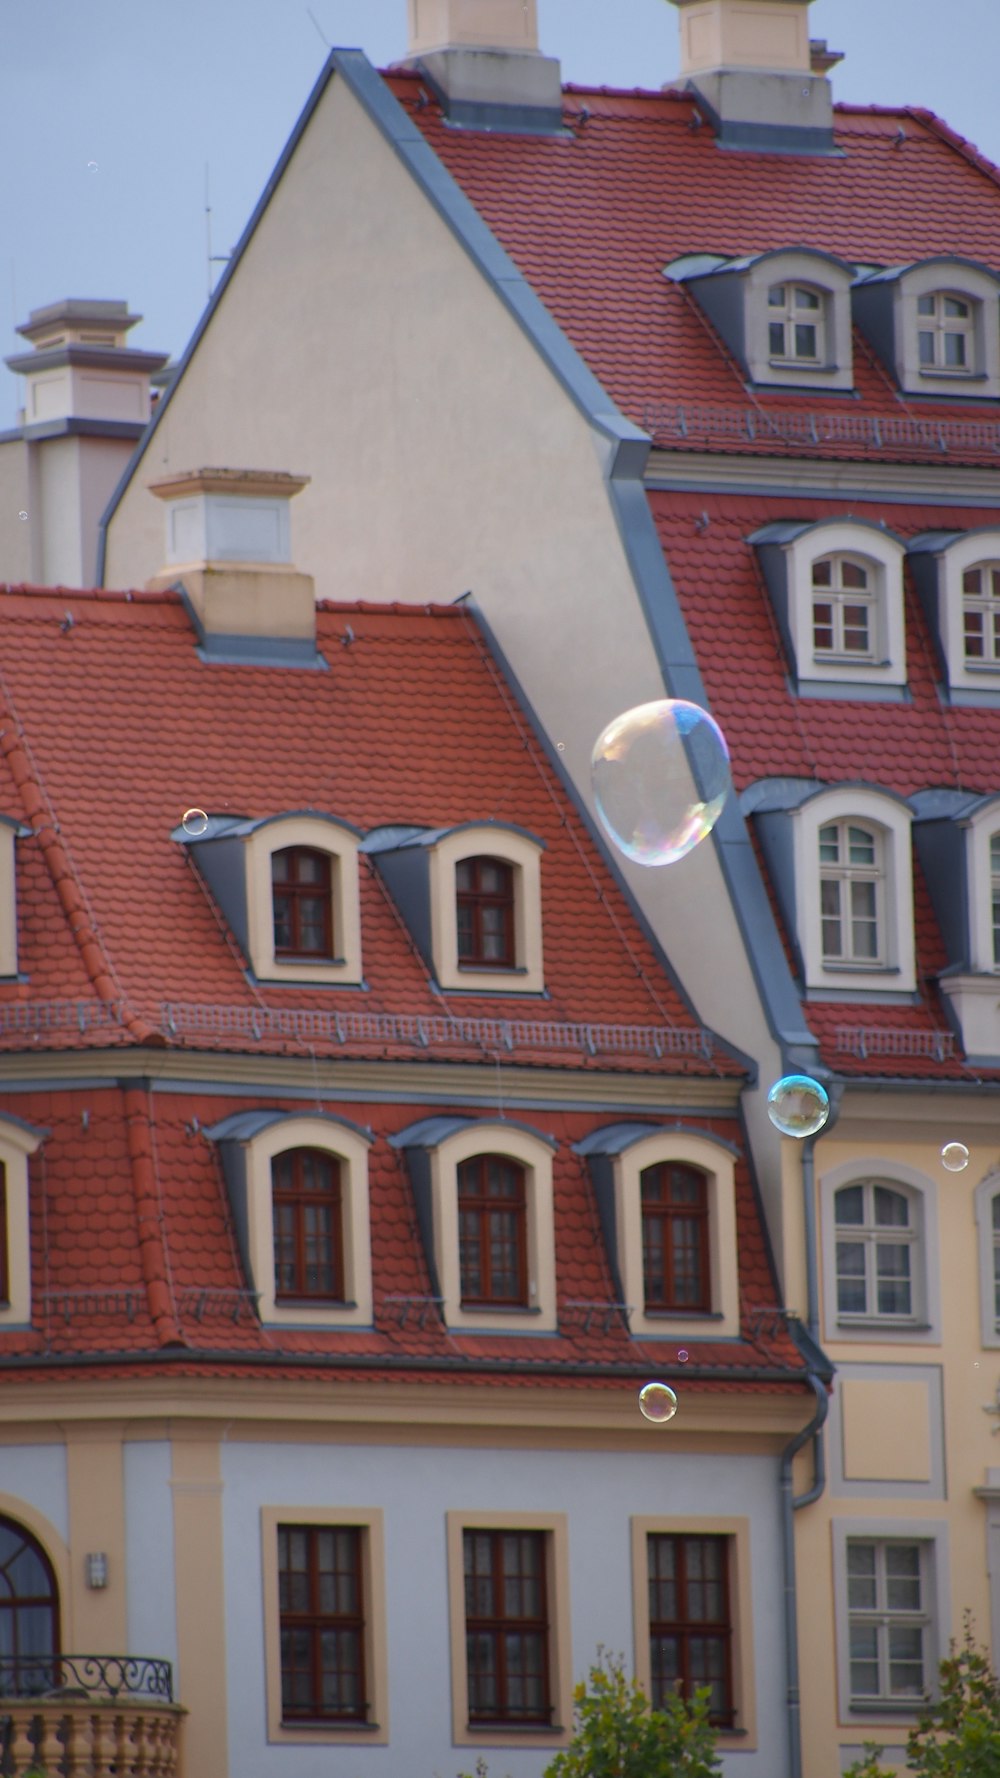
xmin=306 ymin=7 xmax=331 ymax=48
xmin=204 ymin=164 xmax=213 ymax=301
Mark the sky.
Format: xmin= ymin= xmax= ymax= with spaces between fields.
xmin=3 ymin=0 xmax=1000 ymax=426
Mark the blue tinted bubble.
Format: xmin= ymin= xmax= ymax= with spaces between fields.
xmin=591 ymin=699 xmax=730 ymax=867
xmin=638 ymin=1381 xmax=678 ymax=1424
xmin=767 ymin=1075 xmax=829 ymax=1139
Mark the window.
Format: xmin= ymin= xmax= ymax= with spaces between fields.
xmin=973 ymin=1173 xmax=1000 ymax=1346
xmin=272 ymin=1150 xmax=344 ymax=1303
xmin=641 ymin=1163 xmax=709 ymax=1313
xmin=993 ymin=1195 xmax=1000 ymax=1329
xmin=647 ymin=1534 xmax=733 ymax=1725
xmin=206 ymin=1111 xmax=373 ymax=1328
xmin=390 ymin=1118 xmax=557 ymax=1332
xmin=0 ymin=818 xmax=19 ymax=979
xmin=446 ymin=1511 xmax=571 ymax=1749
xmin=962 ymin=562 xmax=1000 ymax=667
xmin=819 ymin=822 xmax=883 ymax=966
xmin=917 ymin=292 xmax=975 ymax=373
xmin=992 ymin=837 xmax=1000 ymax=965
xmin=0 ymin=1518 xmax=59 ymax=1695
xmin=768 ymin=282 xmax=824 ymax=364
xmin=456 ymin=857 xmax=515 ymax=967
xmin=261 ymin=1507 xmax=388 ymax=1745
xmin=271 ymin=848 xmax=333 ymax=959
xmin=465 ymin=1530 xmax=551 ymax=1727
xmin=835 ymin=1183 xmax=916 ymax=1320
xmin=278 ymin=1526 xmax=364 ymax=1724
xmin=0 ymin=1164 xmax=8 ymax=1306
xmin=847 ymin=1540 xmax=929 ymax=1705
xmin=458 ymin=1155 xmax=527 ymax=1307
xmin=0 ymin=1117 xmax=42 ymax=1327
xmin=812 ymin=557 xmax=874 ymax=661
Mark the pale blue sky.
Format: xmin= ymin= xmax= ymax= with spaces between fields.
xmin=3 ymin=0 xmax=999 ymax=425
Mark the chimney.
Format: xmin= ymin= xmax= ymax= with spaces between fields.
xmin=665 ymin=0 xmax=843 ymax=154
xmin=403 ymin=0 xmax=563 ymax=133
xmin=4 ymin=299 xmax=169 ymax=587
xmin=146 ymin=469 xmax=320 ymax=666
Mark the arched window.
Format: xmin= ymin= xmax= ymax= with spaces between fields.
xmin=457 ymin=1156 xmax=527 ymax=1306
xmin=811 ymin=556 xmax=875 ymax=661
xmin=834 ymin=1182 xmax=917 ymax=1320
xmin=640 ymin=1163 xmax=709 ymax=1313
xmin=768 ymin=282 xmax=825 ymax=364
xmin=961 ymin=561 xmax=1000 ymax=667
xmin=456 ymin=857 xmax=515 ymax=968
xmin=271 ymin=848 xmax=333 ymax=958
xmin=917 ymin=291 xmax=975 ymax=372
xmin=819 ymin=822 xmax=884 ymax=965
xmin=0 ymin=1518 xmax=59 ymax=1696
xmin=271 ymin=1149 xmax=344 ymax=1303
xmin=992 ymin=1194 xmax=1000 ymax=1330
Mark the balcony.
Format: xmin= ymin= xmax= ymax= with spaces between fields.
xmin=0 ymin=1656 xmax=183 ymax=1778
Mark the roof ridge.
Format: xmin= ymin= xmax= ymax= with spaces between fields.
xmin=902 ymin=105 xmax=1000 ymax=194
xmin=0 ymin=583 xmax=180 ymax=607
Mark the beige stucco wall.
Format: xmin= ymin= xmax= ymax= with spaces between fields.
xmin=103 ymin=64 xmax=785 ymax=1251
xmin=0 ymin=437 xmax=35 ymax=583
xmin=38 ymin=435 xmax=135 ymax=588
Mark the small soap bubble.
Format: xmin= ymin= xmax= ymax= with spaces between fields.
xmin=181 ymin=807 xmax=209 ymax=837
xmin=638 ymin=1381 xmax=678 ymax=1424
xmin=591 ymin=699 xmax=730 ymax=867
xmin=941 ymin=1142 xmax=970 ymax=1173
xmin=87 ymin=161 xmax=98 ymax=171
xmin=677 ymin=1348 xmax=689 ymax=1363
xmin=17 ymin=511 xmax=27 ymax=522
xmin=556 ymin=742 xmax=566 ymax=752
xmin=767 ymin=1074 xmax=830 ymax=1139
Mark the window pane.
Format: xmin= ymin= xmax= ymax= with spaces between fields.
xmin=944 ymin=297 xmax=969 ymax=318
xmin=874 ymin=1187 xmax=909 ymax=1227
xmin=963 ymin=567 xmax=983 ymax=595
xmin=795 ymin=286 xmax=820 ymax=310
xmin=768 ymin=284 xmax=786 ymax=307
xmin=794 ymin=323 xmax=817 ymax=358
xmin=836 ymin=1186 xmax=865 ymax=1226
xmin=945 ymin=331 xmax=967 ymax=367
xmin=847 ymin=827 xmax=876 ymax=865
xmin=813 ymin=601 xmax=834 ymax=650
xmin=812 ymin=560 xmax=833 ymax=589
xmin=769 ymin=321 xmax=786 ymax=356
xmin=841 ymin=560 xmax=869 ymax=590
xmin=918 ymin=330 xmax=935 ymax=365
xmin=917 ymin=295 xmax=936 ymax=316
xmin=850 ymin=880 xmax=878 ymax=959
xmin=885 ymin=1546 xmax=921 ymax=1610
xmin=888 ymin=1626 xmax=925 ymax=1694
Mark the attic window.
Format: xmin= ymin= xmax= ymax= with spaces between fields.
xmin=456 ymin=857 xmax=515 ymax=968
xmin=916 ymin=292 xmax=974 ymax=373
xmin=962 ymin=562 xmax=1000 ymax=666
xmin=272 ymin=847 xmax=334 ymax=958
xmin=812 ymin=556 xmax=875 ymax=661
xmin=768 ymin=283 xmax=824 ymax=364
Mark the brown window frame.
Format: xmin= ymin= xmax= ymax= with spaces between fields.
xmin=271 ymin=847 xmax=334 ymax=959
xmin=463 ymin=1529 xmax=552 ymax=1727
xmin=0 ymin=1162 xmax=8 ymax=1305
xmin=456 ymin=856 xmax=515 ymax=969
xmin=0 ymin=1516 xmax=60 ymax=1696
xmin=272 ymin=1149 xmax=345 ymax=1304
xmin=458 ymin=1155 xmax=528 ymax=1308
xmin=648 ymin=1533 xmax=734 ymax=1727
xmin=277 ymin=1524 xmax=367 ymax=1725
xmin=640 ymin=1163 xmax=711 ymax=1313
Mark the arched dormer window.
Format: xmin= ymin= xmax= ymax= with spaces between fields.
xmin=819 ymin=820 xmax=884 ymax=967
xmin=205 ymin=1110 xmax=373 ymax=1327
xmin=767 ymin=281 xmax=825 ymax=365
xmin=456 ymin=857 xmax=515 ymax=968
xmin=0 ymin=1115 xmax=44 ymax=1328
xmin=0 ymin=817 xmax=24 ymax=981
xmin=908 ymin=530 xmax=1000 ymax=699
xmin=751 ymin=520 xmax=906 ymax=696
xmin=176 ymin=812 xmax=363 ymax=986
xmin=853 ymin=257 xmax=1000 ymax=400
xmin=672 ymin=247 xmax=855 ymax=392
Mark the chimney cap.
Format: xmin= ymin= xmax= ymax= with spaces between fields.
xmin=17 ymin=298 xmax=142 ymax=343
xmin=148 ymin=468 xmax=311 ymax=503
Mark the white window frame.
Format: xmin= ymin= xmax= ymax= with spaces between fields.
xmin=793 ymin=788 xmax=915 ymax=993
xmin=819 ymin=1160 xmax=940 ymax=1346
xmin=0 ymin=821 xmax=19 ymax=978
xmin=420 ymin=1121 xmax=556 ymax=1332
xmin=237 ymin=1116 xmax=373 ymax=1328
xmin=767 ymin=280 xmax=826 ymax=366
xmin=744 ymin=251 xmax=854 ymax=391
xmin=832 ymin=1518 xmax=948 ymax=1722
xmin=921 ymin=531 xmax=1000 ymax=693
xmin=429 ymin=825 xmax=544 ymax=995
xmin=609 ymin=1132 xmax=739 ymax=1340
xmin=831 ymin=1179 xmax=919 ymax=1326
xmin=244 ymin=816 xmax=362 ymax=986
xmin=782 ymin=524 xmax=906 ymax=692
xmin=916 ymin=290 xmax=976 ymax=374
xmin=963 ymin=799 xmax=1000 ymax=972
xmin=974 ymin=1171 xmax=1000 ymax=1349
xmin=810 ymin=554 xmax=877 ymax=663
xmin=894 ymin=261 xmax=1000 ymax=398
xmin=961 ymin=559 xmax=1000 ymax=669
xmin=0 ymin=1116 xmax=43 ymax=1328
xmin=819 ymin=820 xmax=885 ymax=968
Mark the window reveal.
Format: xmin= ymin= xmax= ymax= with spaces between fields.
xmin=463 ymin=1529 xmax=551 ymax=1725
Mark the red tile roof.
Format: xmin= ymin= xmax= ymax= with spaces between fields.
xmin=0 ymin=589 xmax=740 ymax=1076
xmin=394 ymin=76 xmax=1000 ymax=463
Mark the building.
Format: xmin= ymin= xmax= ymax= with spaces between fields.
xmin=0 ymin=524 xmax=816 ymax=1778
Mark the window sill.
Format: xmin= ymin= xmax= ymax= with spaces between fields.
xmin=280 ymin=1719 xmax=382 ymax=1733
xmin=468 ymin=1722 xmax=564 ymax=1735
xmin=812 ymin=656 xmax=889 ymax=670
xmin=848 ymin=1700 xmax=927 ymax=1716
xmin=459 ymin=1302 xmax=542 ymax=1315
xmin=457 ymin=963 xmax=528 ymax=976
xmin=916 ymin=369 xmax=986 ymax=383
xmin=271 ymin=954 xmax=345 ymax=967
xmin=836 ymin=1318 xmax=931 ymax=1333
xmin=767 ymin=358 xmax=838 ymax=373
xmin=274 ymin=1297 xmax=357 ymax=1311
xmin=820 ymin=962 xmax=898 ymax=975
xmin=641 ymin=1309 xmax=724 ymax=1321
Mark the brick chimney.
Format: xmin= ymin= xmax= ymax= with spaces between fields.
xmin=403 ymin=0 xmax=563 ymax=132
xmin=665 ymin=0 xmax=842 ymax=154
xmin=146 ymin=469 xmax=319 ymax=666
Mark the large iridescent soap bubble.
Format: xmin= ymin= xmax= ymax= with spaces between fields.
xmin=638 ymin=1381 xmax=678 ymax=1424
xmin=591 ymin=699 xmax=731 ymax=867
xmin=767 ymin=1075 xmax=830 ymax=1139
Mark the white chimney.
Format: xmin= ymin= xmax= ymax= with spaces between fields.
xmin=404 ymin=0 xmax=562 ymax=132
xmin=665 ymin=0 xmax=842 ymax=154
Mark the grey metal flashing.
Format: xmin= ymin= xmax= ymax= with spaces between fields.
xmin=462 ymin=596 xmax=756 ymax=1082
xmin=205 ymin=1107 xmax=372 ymax=1144
xmin=644 ymin=462 xmax=1000 ymax=507
xmin=941 ymin=685 xmax=1000 ymax=708
xmin=414 ymin=63 xmax=566 ymax=137
xmin=740 ymin=779 xmax=823 ymax=815
xmin=604 ymin=473 xmax=819 ymax=1067
xmin=751 ymin=515 xmax=907 ymax=548
xmin=389 ymin=1113 xmax=557 ymax=1150
xmin=361 ymin=818 xmax=545 ymax=853
xmin=674 ymin=244 xmax=855 ymax=283
xmin=0 ymin=1110 xmax=48 ymax=1142
xmin=195 ymin=636 xmax=329 ymax=670
xmin=21 ymin=417 xmax=149 ymax=443
xmin=855 ymin=255 xmax=1000 ymax=287
xmin=95 ymin=48 xmax=647 ymax=584
xmin=212 ymin=810 xmax=364 ymax=841
xmin=689 ymin=92 xmax=841 ymax=158
xmin=573 ymin=1121 xmax=740 ymax=1158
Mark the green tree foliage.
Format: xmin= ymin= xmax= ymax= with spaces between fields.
xmin=843 ymin=1619 xmax=1000 ymax=1778
xmin=543 ymin=1648 xmax=722 ymax=1778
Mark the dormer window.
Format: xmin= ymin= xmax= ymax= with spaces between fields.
xmin=272 ymin=1148 xmax=344 ymax=1303
xmin=819 ymin=822 xmax=883 ymax=967
xmin=991 ymin=836 xmax=1000 ymax=965
xmin=912 ymin=792 xmax=1000 ymax=1059
xmin=916 ymin=292 xmax=974 ymax=372
xmin=640 ymin=1163 xmax=709 ymax=1314
xmin=768 ymin=283 xmax=824 ymax=364
xmin=456 ymin=858 xmax=515 ymax=968
xmin=0 ymin=818 xmax=22 ymax=980
xmin=458 ymin=1155 xmax=527 ymax=1306
xmin=272 ymin=847 xmax=333 ymax=959
xmin=812 ymin=556 xmax=874 ymax=661
xmin=908 ymin=531 xmax=1000 ymax=698
xmin=961 ymin=561 xmax=1000 ymax=667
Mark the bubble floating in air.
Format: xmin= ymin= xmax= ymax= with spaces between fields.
xmin=767 ymin=1074 xmax=830 ymax=1139
xmin=181 ymin=808 xmax=209 ymax=837
xmin=591 ymin=698 xmax=730 ymax=867
xmin=677 ymin=1349 xmax=689 ymax=1363
xmin=941 ymin=1142 xmax=969 ymax=1173
xmin=17 ymin=511 xmax=27 ymax=522
xmin=87 ymin=161 xmax=98 ymax=171
xmin=638 ymin=1381 xmax=678 ymax=1424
